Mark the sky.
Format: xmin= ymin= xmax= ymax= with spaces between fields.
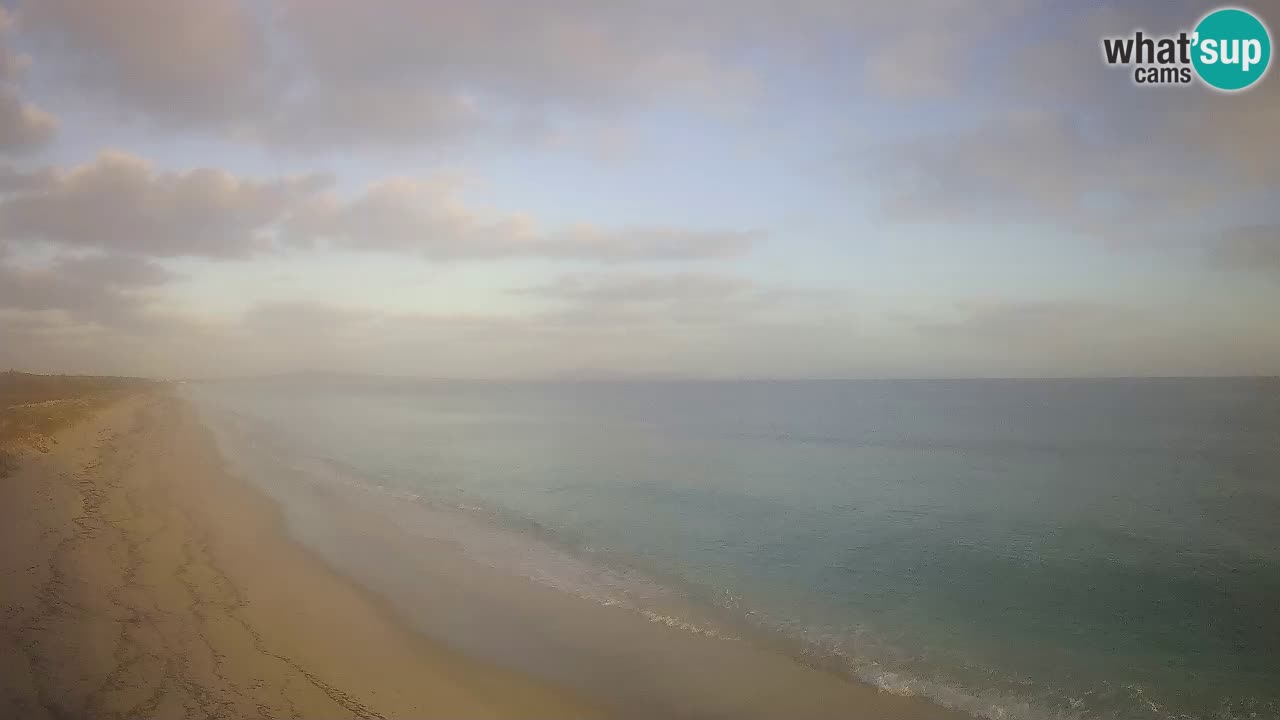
xmin=0 ymin=0 xmax=1277 ymax=379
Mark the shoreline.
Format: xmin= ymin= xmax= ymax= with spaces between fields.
xmin=191 ymin=389 xmax=972 ymax=720
xmin=0 ymin=390 xmax=604 ymax=718
xmin=3 ymin=388 xmax=970 ymax=719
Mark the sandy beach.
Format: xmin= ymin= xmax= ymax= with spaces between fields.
xmin=1 ymin=382 xmax=973 ymax=720
xmin=0 ymin=387 xmax=602 ymax=719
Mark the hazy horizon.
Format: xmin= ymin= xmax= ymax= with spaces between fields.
xmin=1 ymin=1 xmax=1278 ymax=379
xmin=178 ymin=371 xmax=1280 ymax=384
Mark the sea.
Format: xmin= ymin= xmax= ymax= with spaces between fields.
xmin=184 ymin=377 xmax=1280 ymax=720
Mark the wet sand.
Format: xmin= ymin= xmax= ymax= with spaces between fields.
xmin=0 ymin=390 xmax=602 ymax=718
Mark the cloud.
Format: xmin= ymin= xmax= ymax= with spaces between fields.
xmin=859 ymin=0 xmax=1278 ymax=252
xmin=277 ymin=1 xmax=752 ymax=102
xmin=5 ymin=0 xmax=1276 ymax=380
xmin=285 ymin=177 xmax=755 ymax=261
xmin=0 ymin=153 xmax=752 ymax=264
xmin=514 ymin=271 xmax=825 ymax=329
xmin=909 ymin=298 xmax=1280 ymax=377
xmin=238 ymin=300 xmax=379 ymax=341
xmin=875 ymin=110 xmax=1093 ymax=223
xmin=273 ymin=0 xmax=1051 ymax=119
xmin=863 ymin=0 xmax=1030 ymax=98
xmin=518 ymin=272 xmax=756 ymax=303
xmin=0 ymin=251 xmax=174 ymax=327
xmin=213 ymin=272 xmax=825 ymax=377
xmin=214 ymin=300 xmax=541 ymax=378
xmin=19 ymin=0 xmax=271 ymax=128
xmin=919 ymin=300 xmax=1145 ymax=343
xmin=0 ymin=150 xmax=329 ymax=257
xmin=206 ymin=274 xmax=833 ymax=378
xmin=254 ymin=87 xmax=482 ymax=149
xmin=1174 ymin=75 xmax=1280 ymax=185
xmin=261 ymin=0 xmax=758 ymax=146
xmin=0 ymin=163 xmax=54 ymax=192
xmin=1207 ymin=225 xmax=1280 ymax=271
xmin=0 ymin=89 xmax=56 ymax=151
xmin=11 ymin=0 xmax=1044 ymax=148
xmin=0 ymin=10 xmax=28 ymax=84
xmin=872 ymin=107 xmax=1231 ymax=239
xmin=0 ymin=8 xmax=56 ymax=151
xmin=16 ymin=0 xmax=753 ymax=146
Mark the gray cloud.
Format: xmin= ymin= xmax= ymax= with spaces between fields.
xmin=0 ymin=88 xmax=55 ymax=151
xmin=872 ymin=108 xmax=1225 ymax=239
xmin=16 ymin=0 xmax=751 ymax=145
xmin=264 ymin=0 xmax=756 ymax=146
xmin=229 ymin=273 xmax=817 ymax=347
xmin=0 ymin=8 xmax=55 ymax=151
xmin=0 ymin=153 xmax=752 ymax=264
xmin=1176 ymin=78 xmax=1280 ymax=186
xmin=254 ymin=88 xmax=482 ymax=149
xmin=0 ymin=251 xmax=174 ymax=327
xmin=218 ymin=272 xmax=828 ymax=376
xmin=864 ymin=0 xmax=1278 ymax=254
xmin=1208 ymin=225 xmax=1280 ymax=271
xmin=0 ymin=150 xmax=329 ymax=257
xmin=19 ymin=0 xmax=272 ymax=128
xmin=237 ymin=300 xmax=384 ymax=345
xmin=12 ymin=0 xmax=1042 ymax=148
xmin=518 ymin=272 xmax=756 ymax=304
xmin=909 ymin=298 xmax=1280 ymax=377
xmin=285 ymin=178 xmax=755 ymax=261
xmin=278 ymin=1 xmax=745 ymax=106
xmin=266 ymin=0 xmax=1045 ymax=117
xmin=211 ymin=277 xmax=832 ymax=379
xmin=0 ymin=304 xmax=215 ymax=378
xmin=919 ymin=301 xmax=1146 ymax=343
xmin=55 ymin=252 xmax=176 ymax=287
xmin=217 ymin=300 xmax=550 ymax=378
xmin=514 ymin=271 xmax=827 ymax=330
xmin=0 ymin=21 xmax=28 ymax=85
xmin=874 ymin=110 xmax=1098 ymax=223
xmin=863 ymin=0 xmax=1030 ymax=98
xmin=4 ymin=0 xmax=1275 ymax=380
xmin=0 ymin=163 xmax=54 ymax=191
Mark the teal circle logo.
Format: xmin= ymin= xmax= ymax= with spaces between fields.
xmin=1192 ymin=8 xmax=1272 ymax=91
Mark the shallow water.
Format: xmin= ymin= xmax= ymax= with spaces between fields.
xmin=186 ymin=378 xmax=1280 ymax=720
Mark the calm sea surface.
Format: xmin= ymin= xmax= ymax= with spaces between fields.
xmin=187 ymin=378 xmax=1280 ymax=720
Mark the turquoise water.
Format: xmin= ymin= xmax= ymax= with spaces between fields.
xmin=187 ymin=378 xmax=1280 ymax=720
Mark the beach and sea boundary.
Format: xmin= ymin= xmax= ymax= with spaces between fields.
xmin=0 ymin=379 xmax=966 ymax=719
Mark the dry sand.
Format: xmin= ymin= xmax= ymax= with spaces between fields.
xmin=0 ymin=389 xmax=603 ymax=719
